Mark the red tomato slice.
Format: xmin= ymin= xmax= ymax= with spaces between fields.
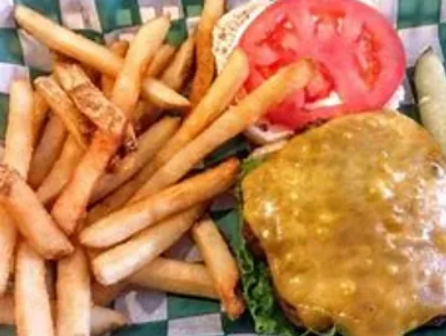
xmin=239 ymin=0 xmax=406 ymax=130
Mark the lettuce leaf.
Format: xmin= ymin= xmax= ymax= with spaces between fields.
xmin=236 ymin=227 xmax=298 ymax=336
xmin=235 ymin=157 xmax=337 ymax=336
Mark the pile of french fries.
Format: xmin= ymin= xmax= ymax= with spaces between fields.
xmin=0 ymin=3 xmax=314 ymax=336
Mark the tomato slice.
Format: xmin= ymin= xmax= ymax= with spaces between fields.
xmin=239 ymin=0 xmax=406 ymax=130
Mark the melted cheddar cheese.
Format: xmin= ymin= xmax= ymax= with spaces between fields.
xmin=243 ymin=112 xmax=446 ymax=336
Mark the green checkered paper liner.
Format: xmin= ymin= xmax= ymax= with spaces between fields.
xmin=0 ymin=0 xmax=445 ymax=335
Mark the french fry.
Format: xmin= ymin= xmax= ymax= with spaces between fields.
xmin=0 ymin=295 xmax=14 ymax=325
xmin=92 ymin=281 xmax=129 ymax=307
xmin=146 ymin=43 xmax=177 ymax=78
xmin=161 ymin=37 xmax=195 ymax=91
xmin=0 ymin=205 xmax=17 ymax=295
xmin=14 ymin=5 xmax=179 ymax=103
xmin=90 ymin=306 xmax=127 ymax=336
xmin=86 ymin=168 xmax=149 ymax=223
xmin=129 ymin=257 xmax=219 ymax=299
xmin=34 ymin=76 xmax=91 ymax=149
xmin=86 ymin=51 xmax=248 ymax=220
xmin=54 ymin=63 xmax=127 ymax=138
xmin=101 ymin=40 xmax=130 ymax=99
xmin=93 ymin=205 xmax=206 ymax=285
xmin=90 ymin=117 xmax=181 ymax=203
xmin=111 ymin=16 xmax=170 ymax=117
xmin=56 ymin=247 xmax=91 ymax=336
xmin=0 ymin=165 xmax=73 ymax=259
xmin=130 ymin=49 xmax=249 ymax=203
xmin=190 ymin=0 xmax=225 ymax=107
xmin=28 ymin=114 xmax=67 ymax=188
xmin=51 ymin=17 xmax=170 ymax=236
xmin=4 ymin=79 xmax=34 ymax=179
xmin=1 ymin=295 xmax=126 ymax=336
xmin=113 ymin=16 xmax=170 ymax=147
xmin=2 ymin=80 xmax=34 ymax=296
xmin=192 ymin=217 xmax=245 ymax=319
xmin=80 ymin=158 xmax=239 ymax=248
xmin=141 ymin=77 xmax=190 ymax=110
xmin=37 ymin=136 xmax=85 ymax=205
xmin=15 ymin=242 xmax=55 ymax=336
xmin=131 ymin=59 xmax=314 ymax=201
xmin=51 ymin=133 xmax=118 ymax=236
xmin=32 ymin=90 xmax=50 ymax=145
xmin=131 ymin=100 xmax=157 ymax=133
xmin=15 ymin=5 xmax=122 ymax=76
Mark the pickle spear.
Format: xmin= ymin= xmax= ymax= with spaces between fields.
xmin=415 ymin=47 xmax=446 ymax=155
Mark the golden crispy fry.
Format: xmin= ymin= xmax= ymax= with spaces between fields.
xmin=51 ymin=17 xmax=170 ymax=236
xmin=56 ymin=247 xmax=91 ymax=336
xmin=129 ymin=257 xmax=219 ymax=299
xmin=190 ymin=0 xmax=225 ymax=107
xmin=1 ymin=294 xmax=126 ymax=336
xmin=112 ymin=17 xmax=170 ymax=147
xmin=90 ymin=117 xmax=181 ymax=203
xmin=0 ymin=165 xmax=73 ymax=259
xmin=37 ymin=136 xmax=85 ymax=205
xmin=192 ymin=217 xmax=245 ymax=319
xmin=92 ymin=281 xmax=129 ymax=307
xmin=131 ymin=100 xmax=157 ymax=133
xmin=132 ymin=59 xmax=314 ymax=201
xmin=129 ymin=49 xmax=249 ymax=203
xmin=92 ymin=205 xmax=206 ymax=285
xmin=34 ymin=76 xmax=90 ymax=149
xmin=80 ymin=158 xmax=239 ymax=248
xmin=161 ymin=37 xmax=195 ymax=91
xmin=51 ymin=133 xmax=118 ymax=236
xmin=28 ymin=114 xmax=67 ymax=188
xmin=141 ymin=77 xmax=190 ymax=110
xmin=146 ymin=44 xmax=177 ymax=78
xmin=54 ymin=63 xmax=127 ymax=138
xmin=0 ymin=205 xmax=17 ymax=295
xmin=90 ymin=306 xmax=127 ymax=336
xmin=101 ymin=40 xmax=130 ymax=99
xmin=32 ymin=90 xmax=50 ymax=145
xmin=87 ymin=49 xmax=245 ymax=218
xmin=112 ymin=16 xmax=170 ymax=118
xmin=14 ymin=5 xmax=179 ymax=101
xmin=4 ymin=79 xmax=34 ymax=179
xmin=15 ymin=5 xmax=122 ymax=76
xmin=15 ymin=242 xmax=55 ymax=336
xmin=86 ymin=167 xmax=149 ymax=223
